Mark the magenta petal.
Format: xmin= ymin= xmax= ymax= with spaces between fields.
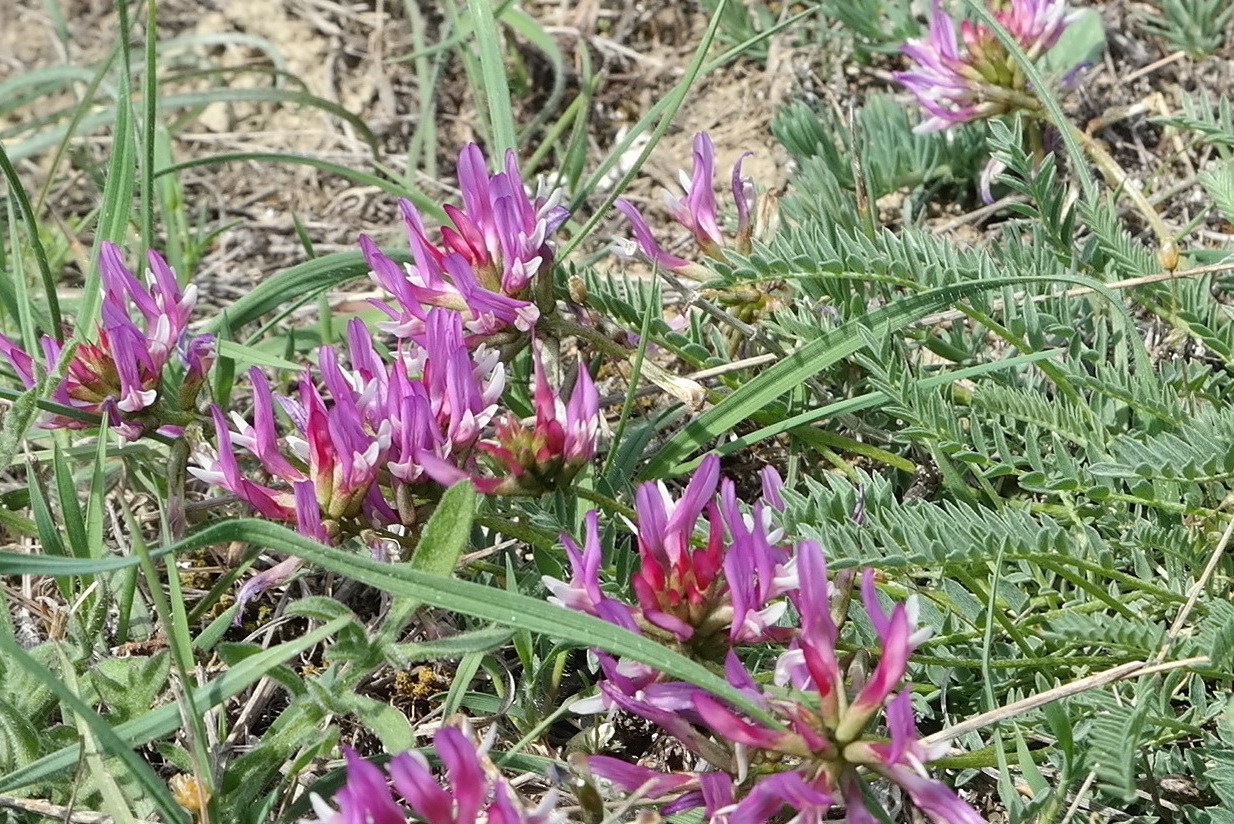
xmin=728 ymin=771 xmax=833 ymax=824
xmin=293 ymin=480 xmax=329 ymax=543
xmin=882 ymin=764 xmax=987 ymax=824
xmin=334 ymin=748 xmax=406 ymax=824
xmin=436 ymin=726 xmax=487 ymax=824
xmin=731 ymin=151 xmax=755 ymax=238
xmin=586 ymin=757 xmax=691 ymax=798
xmin=614 ymin=199 xmax=692 ymax=271
xmin=760 ymin=466 xmax=785 ymax=511
xmin=693 ymin=694 xmax=783 ymax=750
xmin=388 ymin=751 xmax=454 ymax=824
xmin=678 ymin=132 xmax=723 ymax=248
xmin=234 ymin=555 xmax=303 ymax=622
xmin=0 ymin=332 xmax=36 ymax=387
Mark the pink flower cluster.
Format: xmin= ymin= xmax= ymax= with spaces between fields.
xmin=0 ymin=242 xmax=214 ymax=440
xmin=192 ymin=309 xmax=597 ymax=541
xmin=894 ymin=0 xmax=1077 ymax=132
xmin=191 ymin=145 xmax=595 ymax=547
xmin=545 ymin=455 xmax=794 ymax=656
xmin=363 ymin=145 xmax=569 ymax=344
xmin=615 ymin=133 xmax=756 ymax=278
xmin=304 ymin=720 xmax=561 ymax=824
xmin=552 ymin=461 xmax=985 ymax=824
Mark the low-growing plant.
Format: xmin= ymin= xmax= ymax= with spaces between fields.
xmin=4 ymin=0 xmax=1234 ymax=823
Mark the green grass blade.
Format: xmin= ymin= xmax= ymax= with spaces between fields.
xmin=52 ymin=443 xmax=90 ymax=560
xmin=503 ymin=6 xmax=565 ymax=145
xmin=201 ymin=249 xmax=410 ymax=335
xmin=641 ymin=273 xmax=1147 ymax=478
xmin=7 ymin=87 xmax=380 ymax=163
xmin=0 ymin=65 xmax=96 ymax=111
xmin=959 ymin=0 xmax=1094 ymax=200
xmin=0 ymin=519 xmax=775 ymax=724
xmin=81 ymin=26 xmax=138 ymax=336
xmin=469 ymin=0 xmax=517 ymax=156
xmin=0 ymin=143 xmax=61 ymax=338
xmin=154 ymin=88 xmax=380 ymax=153
xmin=139 ymin=0 xmax=159 ymax=252
xmin=0 ymin=637 xmax=191 ymax=824
xmin=0 ymin=616 xmax=350 ymax=794
xmin=53 ymin=646 xmax=140 ymax=824
xmin=154 ymin=152 xmax=443 ymax=222
xmin=558 ymin=0 xmax=729 ymax=260
xmin=669 ymin=349 xmax=1066 ymax=476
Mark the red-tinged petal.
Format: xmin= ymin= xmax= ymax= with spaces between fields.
xmin=794 ymin=542 xmax=843 ymax=701
xmin=840 ymin=602 xmax=911 ymax=740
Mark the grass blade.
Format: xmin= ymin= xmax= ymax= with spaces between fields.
xmin=0 ymin=616 xmax=350 ymax=793
xmin=641 ymin=274 xmax=1147 ymax=479
xmin=0 ymin=636 xmax=191 ymax=824
xmin=0 ymin=519 xmax=775 ymax=724
xmin=201 ymin=249 xmax=410 ymax=335
xmin=469 ymin=0 xmax=517 ymax=156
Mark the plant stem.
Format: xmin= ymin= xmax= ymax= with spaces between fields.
xmin=1068 ymin=123 xmax=1174 ymax=246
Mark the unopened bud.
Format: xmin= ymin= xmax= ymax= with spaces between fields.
xmin=1157 ymin=240 xmax=1180 ymax=273
xmin=569 ymin=275 xmax=589 ymax=305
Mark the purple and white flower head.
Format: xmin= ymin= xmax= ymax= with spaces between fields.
xmin=302 ymin=718 xmax=565 ymax=824
xmin=0 ymin=242 xmax=209 ymax=440
xmin=452 ymin=346 xmax=599 ymax=496
xmin=364 ymin=145 xmax=569 ymax=345
xmin=894 ymin=0 xmax=1080 ymax=133
xmin=552 ymin=460 xmax=982 ymax=824
xmin=546 ymin=455 xmax=798 ymax=658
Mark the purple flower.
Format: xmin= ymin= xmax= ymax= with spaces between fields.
xmin=0 ymin=332 xmax=35 ymax=387
xmin=895 ymin=3 xmax=988 ymax=132
xmin=364 ymin=145 xmax=568 ymax=344
xmin=0 ymin=242 xmax=209 ymax=439
xmin=894 ymin=0 xmax=1078 ymax=132
xmin=978 ymin=0 xmax=1073 ymax=58
xmin=190 ymin=310 xmax=514 ymax=537
xmin=545 ymin=455 xmax=797 ymax=656
xmin=447 ymin=347 xmax=599 ymax=495
xmin=615 ymin=133 xmax=760 ymax=276
xmin=570 ymin=521 xmax=981 ymax=824
xmin=444 ymin=145 xmax=570 ymax=294
xmin=304 ymin=720 xmax=563 ymax=824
